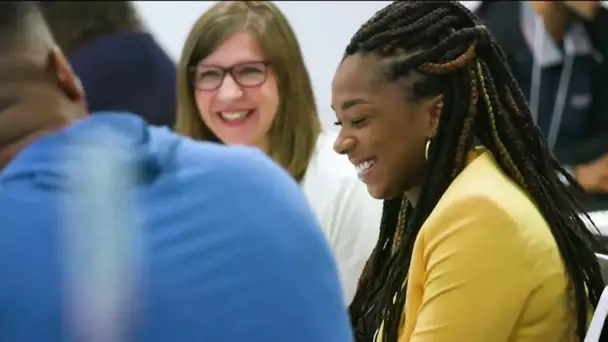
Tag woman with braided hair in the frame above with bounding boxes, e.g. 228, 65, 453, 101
331, 1, 607, 341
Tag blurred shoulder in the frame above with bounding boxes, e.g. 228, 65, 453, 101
148, 125, 298, 189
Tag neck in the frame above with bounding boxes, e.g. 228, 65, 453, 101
403, 156, 431, 207
0, 128, 59, 171
532, 1, 570, 42
0, 96, 86, 171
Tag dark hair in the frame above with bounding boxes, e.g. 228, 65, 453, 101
346, 2, 606, 341
37, 1, 143, 56
0, 1, 31, 28
0, 1, 37, 42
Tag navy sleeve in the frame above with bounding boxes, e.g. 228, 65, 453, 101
142, 145, 354, 342
555, 4, 608, 165
556, 8, 608, 165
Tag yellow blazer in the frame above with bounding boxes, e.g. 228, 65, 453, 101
378, 148, 577, 342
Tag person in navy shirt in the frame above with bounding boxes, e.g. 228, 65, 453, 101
476, 1, 608, 210
37, 1, 177, 128
0, 2, 353, 342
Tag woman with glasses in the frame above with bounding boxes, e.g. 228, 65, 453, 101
174, 1, 382, 306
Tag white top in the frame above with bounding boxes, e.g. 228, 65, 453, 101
585, 284, 608, 341
301, 130, 383, 306
587, 211, 608, 235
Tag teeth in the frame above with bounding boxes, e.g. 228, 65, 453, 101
355, 159, 376, 176
221, 111, 249, 121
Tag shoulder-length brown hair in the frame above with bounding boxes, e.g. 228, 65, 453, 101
175, 1, 321, 182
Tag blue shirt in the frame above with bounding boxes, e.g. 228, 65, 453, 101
0, 114, 353, 342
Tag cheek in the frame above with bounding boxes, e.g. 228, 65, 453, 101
375, 115, 424, 174
256, 74, 279, 122
194, 91, 215, 123
373, 118, 410, 157
387, 118, 428, 186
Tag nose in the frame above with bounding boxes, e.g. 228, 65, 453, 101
333, 131, 356, 155
216, 74, 244, 102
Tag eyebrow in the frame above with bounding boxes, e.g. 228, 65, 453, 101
331, 98, 371, 111
195, 60, 266, 68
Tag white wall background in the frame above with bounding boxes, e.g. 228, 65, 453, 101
134, 1, 483, 127
133, 1, 605, 128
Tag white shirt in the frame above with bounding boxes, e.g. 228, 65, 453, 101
301, 130, 383, 306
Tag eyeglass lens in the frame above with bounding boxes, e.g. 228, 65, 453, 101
194, 62, 267, 90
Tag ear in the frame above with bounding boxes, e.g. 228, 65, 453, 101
424, 94, 443, 138
46, 45, 85, 103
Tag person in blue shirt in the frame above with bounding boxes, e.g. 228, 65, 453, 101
0, 2, 353, 342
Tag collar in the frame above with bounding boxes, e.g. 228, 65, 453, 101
466, 146, 486, 165
0, 114, 153, 185
520, 1, 593, 68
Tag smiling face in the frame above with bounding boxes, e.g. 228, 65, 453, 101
193, 32, 279, 151
331, 53, 441, 200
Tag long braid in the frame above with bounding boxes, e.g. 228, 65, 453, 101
350, 197, 403, 340
345, 2, 607, 341
451, 65, 479, 177
476, 60, 527, 188
476, 55, 605, 337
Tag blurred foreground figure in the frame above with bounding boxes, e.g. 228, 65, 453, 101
0, 2, 353, 342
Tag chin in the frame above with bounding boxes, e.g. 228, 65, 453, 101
216, 134, 255, 146
366, 183, 391, 200
368, 181, 406, 200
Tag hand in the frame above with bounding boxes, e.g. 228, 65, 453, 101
575, 154, 608, 193
563, 1, 601, 21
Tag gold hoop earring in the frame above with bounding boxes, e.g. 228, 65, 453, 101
425, 139, 431, 161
